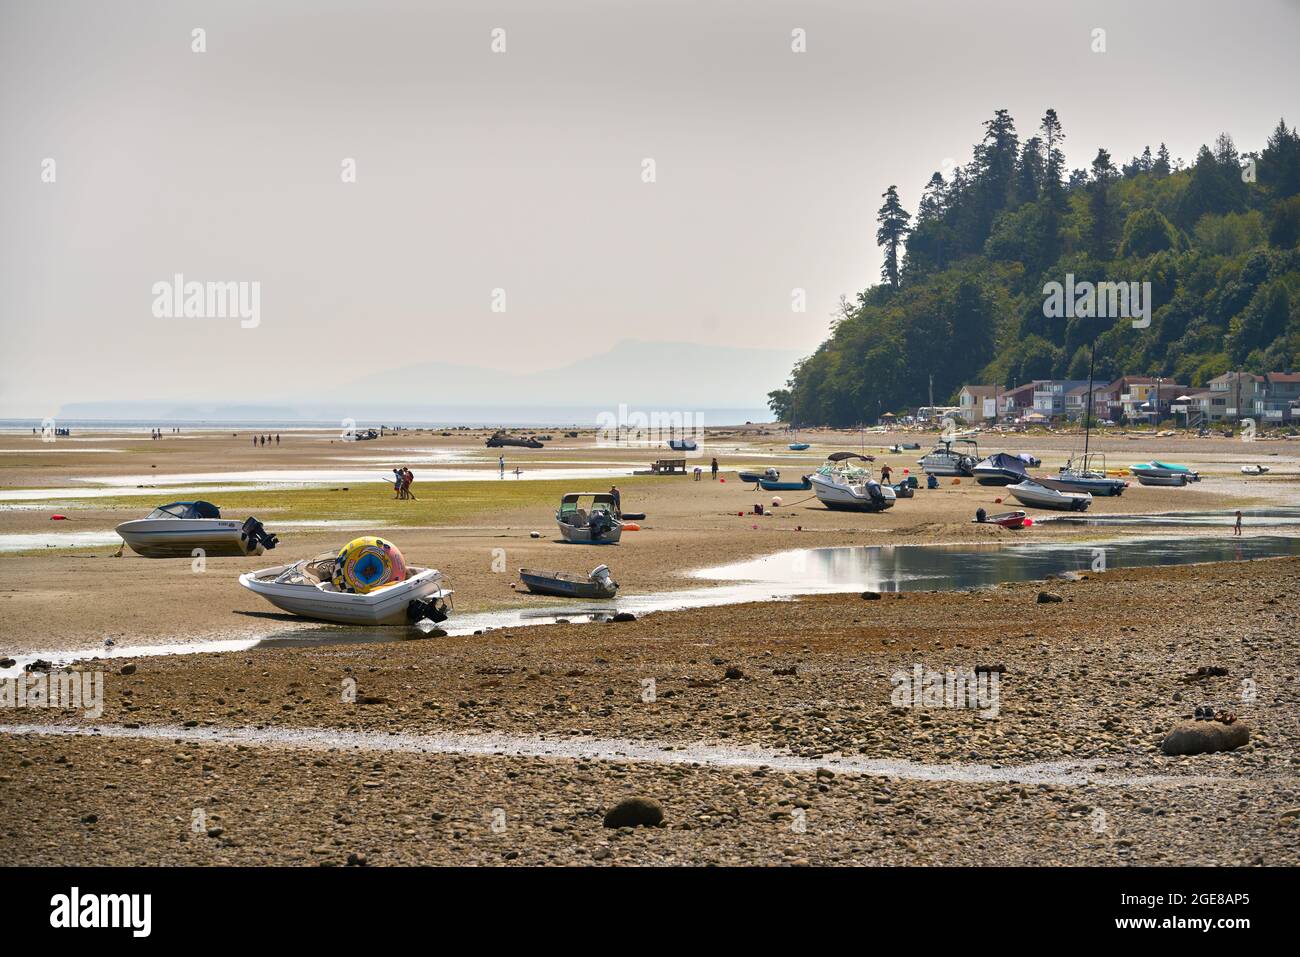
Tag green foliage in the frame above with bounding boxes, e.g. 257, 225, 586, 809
772, 111, 1300, 426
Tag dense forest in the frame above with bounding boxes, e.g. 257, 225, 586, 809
768, 111, 1300, 427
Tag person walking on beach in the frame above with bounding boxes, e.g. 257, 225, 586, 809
710, 457, 719, 480
403, 468, 417, 501
498, 454, 505, 479
880, 463, 892, 484
1234, 510, 1243, 536
252, 434, 257, 447
275, 433, 280, 445
393, 467, 404, 499
609, 485, 621, 516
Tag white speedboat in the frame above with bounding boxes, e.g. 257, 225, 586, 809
556, 492, 623, 544
115, 501, 278, 558
1241, 464, 1270, 475
1007, 480, 1092, 511
809, 452, 896, 512
972, 452, 1029, 486
918, 438, 979, 476
1054, 454, 1126, 496
240, 554, 452, 625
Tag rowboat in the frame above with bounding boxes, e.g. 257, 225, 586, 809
974, 509, 1028, 529
518, 565, 618, 599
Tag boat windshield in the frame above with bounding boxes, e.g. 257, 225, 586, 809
145, 501, 221, 520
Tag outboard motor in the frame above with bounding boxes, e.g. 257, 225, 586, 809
407, 595, 451, 624
240, 517, 279, 553
975, 507, 988, 523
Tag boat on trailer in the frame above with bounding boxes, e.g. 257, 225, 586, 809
116, 501, 278, 558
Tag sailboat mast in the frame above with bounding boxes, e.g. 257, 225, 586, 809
1084, 337, 1097, 460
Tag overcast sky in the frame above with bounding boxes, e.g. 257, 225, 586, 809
2, 0, 1297, 416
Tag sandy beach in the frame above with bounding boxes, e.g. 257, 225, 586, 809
2, 426, 1298, 865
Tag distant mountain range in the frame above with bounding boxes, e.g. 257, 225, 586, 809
55, 340, 798, 424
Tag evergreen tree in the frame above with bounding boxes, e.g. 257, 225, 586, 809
876, 185, 911, 289
1261, 118, 1300, 197
1153, 143, 1172, 176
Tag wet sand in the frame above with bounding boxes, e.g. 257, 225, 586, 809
1, 427, 1298, 865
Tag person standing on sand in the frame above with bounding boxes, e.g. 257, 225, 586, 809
609, 485, 621, 516
880, 463, 892, 484
710, 457, 718, 480
499, 454, 505, 479
393, 467, 404, 499
1234, 510, 1243, 536
276, 434, 280, 445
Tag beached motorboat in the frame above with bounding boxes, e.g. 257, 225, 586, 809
758, 468, 811, 491
556, 492, 624, 543
918, 438, 979, 476
1007, 480, 1092, 511
1241, 464, 1271, 475
1132, 468, 1189, 487
486, 432, 544, 449
1054, 454, 1126, 496
974, 508, 1028, 529
809, 452, 896, 512
239, 554, 452, 626
737, 469, 769, 485
667, 438, 698, 452
518, 564, 618, 599
1131, 462, 1196, 485
788, 442, 810, 451
972, 452, 1030, 486
115, 501, 278, 558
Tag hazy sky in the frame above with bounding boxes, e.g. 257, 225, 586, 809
2, 0, 1297, 416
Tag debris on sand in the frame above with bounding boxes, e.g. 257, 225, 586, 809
1036, 591, 1063, 604
1179, 665, 1229, 682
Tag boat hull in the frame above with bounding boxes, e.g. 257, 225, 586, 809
1045, 474, 1127, 496
809, 473, 896, 512
759, 477, 811, 491
557, 523, 623, 544
519, 569, 618, 599
239, 566, 451, 625
972, 467, 1024, 486
116, 518, 266, 558
1134, 471, 1188, 487
1007, 481, 1092, 511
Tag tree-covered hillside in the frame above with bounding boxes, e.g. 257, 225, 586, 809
769, 111, 1300, 426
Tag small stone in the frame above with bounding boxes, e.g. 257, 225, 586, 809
724, 666, 744, 680
0, 658, 15, 669
119, 664, 137, 676
603, 797, 664, 828
206, 827, 224, 838
610, 612, 637, 623
1036, 591, 1063, 604
861, 591, 882, 600
346, 852, 367, 866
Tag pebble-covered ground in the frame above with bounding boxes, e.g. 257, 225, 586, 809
2, 558, 1297, 865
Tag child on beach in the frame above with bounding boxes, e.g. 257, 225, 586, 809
1234, 510, 1243, 536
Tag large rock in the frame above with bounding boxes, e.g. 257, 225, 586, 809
603, 797, 664, 828
1160, 720, 1250, 756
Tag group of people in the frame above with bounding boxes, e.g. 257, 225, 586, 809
251, 433, 280, 447
148, 428, 179, 439
393, 467, 417, 500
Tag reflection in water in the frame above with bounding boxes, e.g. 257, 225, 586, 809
1042, 507, 1300, 528
4, 534, 1297, 676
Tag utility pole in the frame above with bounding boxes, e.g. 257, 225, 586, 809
928, 374, 934, 425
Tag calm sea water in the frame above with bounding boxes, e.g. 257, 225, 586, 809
0, 408, 773, 432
